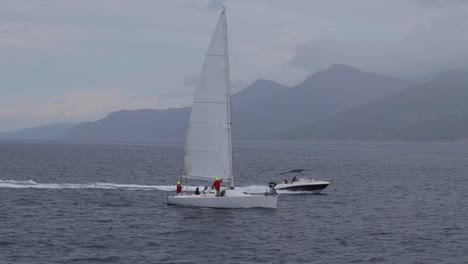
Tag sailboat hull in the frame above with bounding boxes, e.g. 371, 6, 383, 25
167, 189, 277, 209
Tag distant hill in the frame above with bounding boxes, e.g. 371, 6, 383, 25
58, 64, 410, 142
283, 78, 468, 141
232, 64, 413, 139
422, 69, 468, 84
231, 79, 288, 109
2, 64, 416, 142
231, 79, 290, 139
60, 108, 191, 142
59, 79, 289, 142
0, 123, 75, 140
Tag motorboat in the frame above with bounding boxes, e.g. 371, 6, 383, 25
273, 178, 331, 193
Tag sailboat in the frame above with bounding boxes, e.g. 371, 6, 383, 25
167, 7, 277, 209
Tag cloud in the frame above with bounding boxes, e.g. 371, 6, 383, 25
0, 88, 186, 131
0, 22, 87, 55
289, 1, 468, 78
183, 74, 200, 87
206, 0, 226, 10
413, 0, 468, 6
183, 0, 225, 11
230, 80, 249, 93
183, 73, 248, 95
2, 0, 468, 131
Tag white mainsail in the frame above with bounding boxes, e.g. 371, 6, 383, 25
168, 8, 277, 208
183, 8, 233, 185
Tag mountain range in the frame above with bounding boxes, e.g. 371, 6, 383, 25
284, 80, 468, 141
1, 65, 467, 142
0, 123, 74, 140
232, 64, 412, 139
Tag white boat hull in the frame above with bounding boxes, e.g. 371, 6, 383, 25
167, 189, 277, 209
274, 179, 330, 193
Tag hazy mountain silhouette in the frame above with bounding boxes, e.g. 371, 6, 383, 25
58, 79, 288, 142
231, 79, 288, 109
0, 123, 74, 140
3, 65, 417, 142
283, 74, 468, 141
60, 108, 191, 142
231, 79, 290, 139
429, 70, 468, 84
58, 64, 410, 142
232, 64, 412, 139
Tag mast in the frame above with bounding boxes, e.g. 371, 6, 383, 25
183, 7, 233, 184
223, 7, 234, 188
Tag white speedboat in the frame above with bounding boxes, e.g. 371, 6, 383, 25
273, 178, 331, 193
167, 7, 277, 209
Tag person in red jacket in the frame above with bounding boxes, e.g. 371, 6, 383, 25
212, 177, 222, 197
176, 181, 182, 194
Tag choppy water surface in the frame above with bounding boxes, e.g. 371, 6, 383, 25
1, 141, 467, 263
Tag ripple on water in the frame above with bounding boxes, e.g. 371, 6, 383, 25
1, 141, 468, 263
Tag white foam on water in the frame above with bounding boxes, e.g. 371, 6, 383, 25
0, 179, 166, 191
0, 179, 271, 194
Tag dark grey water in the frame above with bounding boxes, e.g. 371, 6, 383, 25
1, 141, 467, 263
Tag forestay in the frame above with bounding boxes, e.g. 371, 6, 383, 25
183, 9, 233, 183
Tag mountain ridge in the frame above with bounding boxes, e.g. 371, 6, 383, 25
282, 78, 468, 141
8, 65, 464, 142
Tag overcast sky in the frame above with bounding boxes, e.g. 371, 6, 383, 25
1, 0, 467, 131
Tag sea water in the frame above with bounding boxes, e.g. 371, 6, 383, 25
1, 141, 467, 263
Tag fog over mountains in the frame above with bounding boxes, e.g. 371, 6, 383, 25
284, 80, 468, 141
232, 64, 412, 139
2, 64, 467, 142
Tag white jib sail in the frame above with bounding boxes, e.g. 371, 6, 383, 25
184, 9, 233, 183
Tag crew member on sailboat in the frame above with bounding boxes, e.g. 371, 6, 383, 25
212, 177, 222, 196
176, 181, 182, 194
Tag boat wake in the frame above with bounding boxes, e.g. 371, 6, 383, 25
0, 179, 162, 191
0, 180, 272, 193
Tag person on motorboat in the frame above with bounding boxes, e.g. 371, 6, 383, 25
194, 187, 200, 195
212, 177, 222, 197
291, 176, 297, 183
176, 181, 183, 194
